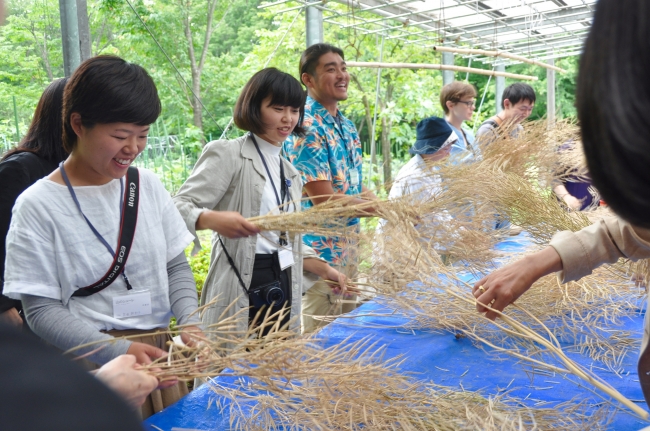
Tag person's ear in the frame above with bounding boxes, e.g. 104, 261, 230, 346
301, 73, 315, 89
69, 113, 84, 137
445, 100, 455, 112
503, 99, 512, 110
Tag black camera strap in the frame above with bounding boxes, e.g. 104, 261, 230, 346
59, 163, 140, 298
218, 235, 249, 296
220, 134, 293, 298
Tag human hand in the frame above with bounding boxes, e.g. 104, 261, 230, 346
211, 211, 260, 239
95, 354, 159, 408
180, 325, 206, 348
126, 341, 167, 365
0, 308, 23, 328
326, 268, 355, 297
472, 247, 563, 320
562, 194, 582, 211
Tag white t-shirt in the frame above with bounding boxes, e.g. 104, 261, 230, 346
378, 155, 452, 249
4, 168, 194, 331
254, 134, 295, 254
388, 154, 443, 201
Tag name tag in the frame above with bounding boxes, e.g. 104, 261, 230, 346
350, 169, 360, 186
113, 291, 152, 319
278, 247, 295, 270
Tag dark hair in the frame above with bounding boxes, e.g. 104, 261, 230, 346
233, 68, 306, 137
62, 55, 161, 153
501, 82, 536, 108
440, 81, 477, 114
299, 43, 345, 84
577, 0, 650, 228
2, 78, 68, 163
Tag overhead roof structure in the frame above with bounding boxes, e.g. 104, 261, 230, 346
261, 0, 597, 65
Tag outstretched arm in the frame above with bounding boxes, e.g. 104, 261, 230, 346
472, 247, 562, 320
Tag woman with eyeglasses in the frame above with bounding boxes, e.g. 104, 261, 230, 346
440, 81, 479, 162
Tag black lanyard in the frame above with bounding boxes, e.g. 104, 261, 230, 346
59, 162, 135, 294
250, 134, 293, 246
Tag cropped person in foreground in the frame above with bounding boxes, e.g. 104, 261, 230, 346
471, 0, 650, 408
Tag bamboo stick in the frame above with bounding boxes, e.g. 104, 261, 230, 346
345, 61, 539, 81
432, 45, 567, 73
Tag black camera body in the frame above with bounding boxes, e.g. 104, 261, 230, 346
248, 280, 286, 309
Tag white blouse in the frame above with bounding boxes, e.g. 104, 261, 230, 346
4, 168, 194, 331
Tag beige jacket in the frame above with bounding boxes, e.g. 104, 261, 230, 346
173, 135, 318, 337
549, 217, 650, 406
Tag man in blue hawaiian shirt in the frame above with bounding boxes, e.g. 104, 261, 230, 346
284, 43, 379, 333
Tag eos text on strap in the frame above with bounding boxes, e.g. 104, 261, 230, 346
58, 162, 140, 297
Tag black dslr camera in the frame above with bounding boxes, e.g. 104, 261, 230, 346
248, 280, 286, 309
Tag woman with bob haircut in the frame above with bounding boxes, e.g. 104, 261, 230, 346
471, 0, 650, 409
0, 77, 68, 328
3, 55, 204, 418
174, 67, 347, 346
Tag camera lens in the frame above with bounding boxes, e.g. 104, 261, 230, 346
265, 286, 285, 307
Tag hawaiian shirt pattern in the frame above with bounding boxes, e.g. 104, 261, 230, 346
283, 96, 363, 266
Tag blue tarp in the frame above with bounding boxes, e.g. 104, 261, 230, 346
146, 234, 650, 430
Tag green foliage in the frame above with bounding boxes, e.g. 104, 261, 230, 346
1, 0, 579, 184
185, 236, 211, 299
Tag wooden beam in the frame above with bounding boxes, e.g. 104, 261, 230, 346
345, 61, 539, 81
433, 45, 566, 73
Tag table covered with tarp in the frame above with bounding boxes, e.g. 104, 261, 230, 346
146, 234, 650, 430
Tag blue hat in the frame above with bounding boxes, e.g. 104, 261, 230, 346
409, 117, 458, 155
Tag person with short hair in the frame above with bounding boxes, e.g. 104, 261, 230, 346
3, 55, 203, 418
471, 0, 650, 409
284, 43, 379, 334
475, 82, 536, 143
173, 68, 346, 344
440, 81, 479, 161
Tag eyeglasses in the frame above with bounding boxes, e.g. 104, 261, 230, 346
456, 100, 476, 108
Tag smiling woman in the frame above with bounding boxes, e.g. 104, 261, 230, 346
2, 55, 205, 418
173, 67, 348, 358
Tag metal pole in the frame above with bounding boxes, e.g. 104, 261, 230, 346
547, 55, 556, 127
59, 0, 81, 77
368, 34, 385, 187
306, 6, 323, 46
76, 0, 91, 60
442, 52, 454, 85
495, 63, 506, 115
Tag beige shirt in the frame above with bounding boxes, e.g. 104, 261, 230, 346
549, 216, 650, 349
173, 135, 319, 339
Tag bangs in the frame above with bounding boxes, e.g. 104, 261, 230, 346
266, 73, 306, 109
87, 63, 161, 126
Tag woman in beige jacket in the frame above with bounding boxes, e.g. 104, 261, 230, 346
174, 68, 346, 346
470, 0, 650, 408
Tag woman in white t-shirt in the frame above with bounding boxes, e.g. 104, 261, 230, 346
174, 68, 347, 343
3, 55, 203, 418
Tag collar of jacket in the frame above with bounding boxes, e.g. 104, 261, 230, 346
239, 134, 300, 184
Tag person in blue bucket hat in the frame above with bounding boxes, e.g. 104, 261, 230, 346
394, 116, 458, 199
376, 117, 458, 262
